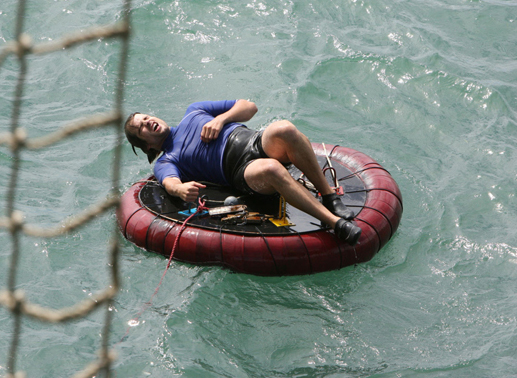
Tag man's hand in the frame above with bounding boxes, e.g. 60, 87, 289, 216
163, 177, 206, 202
176, 181, 206, 202
200, 99, 258, 143
201, 118, 224, 143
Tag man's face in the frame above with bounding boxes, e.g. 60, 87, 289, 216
128, 113, 170, 148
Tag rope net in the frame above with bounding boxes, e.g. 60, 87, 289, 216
0, 0, 131, 377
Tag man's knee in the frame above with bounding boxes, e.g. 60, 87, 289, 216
258, 158, 289, 177
268, 120, 298, 140
262, 121, 307, 162
244, 158, 290, 194
248, 159, 290, 183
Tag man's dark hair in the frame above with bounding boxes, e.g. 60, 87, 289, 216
124, 112, 160, 164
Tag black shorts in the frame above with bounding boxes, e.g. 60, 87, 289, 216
222, 126, 268, 195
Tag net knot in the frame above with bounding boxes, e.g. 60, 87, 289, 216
9, 210, 24, 233
16, 33, 33, 57
11, 128, 27, 151
0, 289, 25, 313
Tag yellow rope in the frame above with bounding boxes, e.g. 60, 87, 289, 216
0, 0, 132, 376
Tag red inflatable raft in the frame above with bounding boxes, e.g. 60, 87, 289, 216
117, 144, 403, 276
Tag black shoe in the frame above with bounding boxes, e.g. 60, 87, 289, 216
322, 193, 354, 220
334, 219, 361, 245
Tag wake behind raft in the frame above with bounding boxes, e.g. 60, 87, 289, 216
117, 143, 403, 276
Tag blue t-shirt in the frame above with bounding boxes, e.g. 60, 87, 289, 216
153, 100, 242, 185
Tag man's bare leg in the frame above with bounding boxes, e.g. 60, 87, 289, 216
244, 158, 361, 244
261, 120, 333, 194
260, 120, 354, 220
244, 158, 338, 226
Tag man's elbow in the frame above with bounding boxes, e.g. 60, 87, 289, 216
240, 99, 258, 119
250, 102, 258, 116
247, 100, 258, 112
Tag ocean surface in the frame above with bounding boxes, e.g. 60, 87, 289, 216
1, 0, 517, 377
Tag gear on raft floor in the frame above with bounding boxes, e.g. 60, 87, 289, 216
117, 143, 403, 276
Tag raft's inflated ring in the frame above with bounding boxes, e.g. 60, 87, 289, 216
117, 144, 403, 276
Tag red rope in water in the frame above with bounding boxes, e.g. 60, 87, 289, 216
118, 197, 209, 343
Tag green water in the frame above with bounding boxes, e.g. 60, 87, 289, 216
1, 0, 517, 377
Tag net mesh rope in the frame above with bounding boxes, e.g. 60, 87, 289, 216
0, 0, 131, 376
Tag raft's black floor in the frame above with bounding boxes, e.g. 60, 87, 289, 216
139, 156, 367, 236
